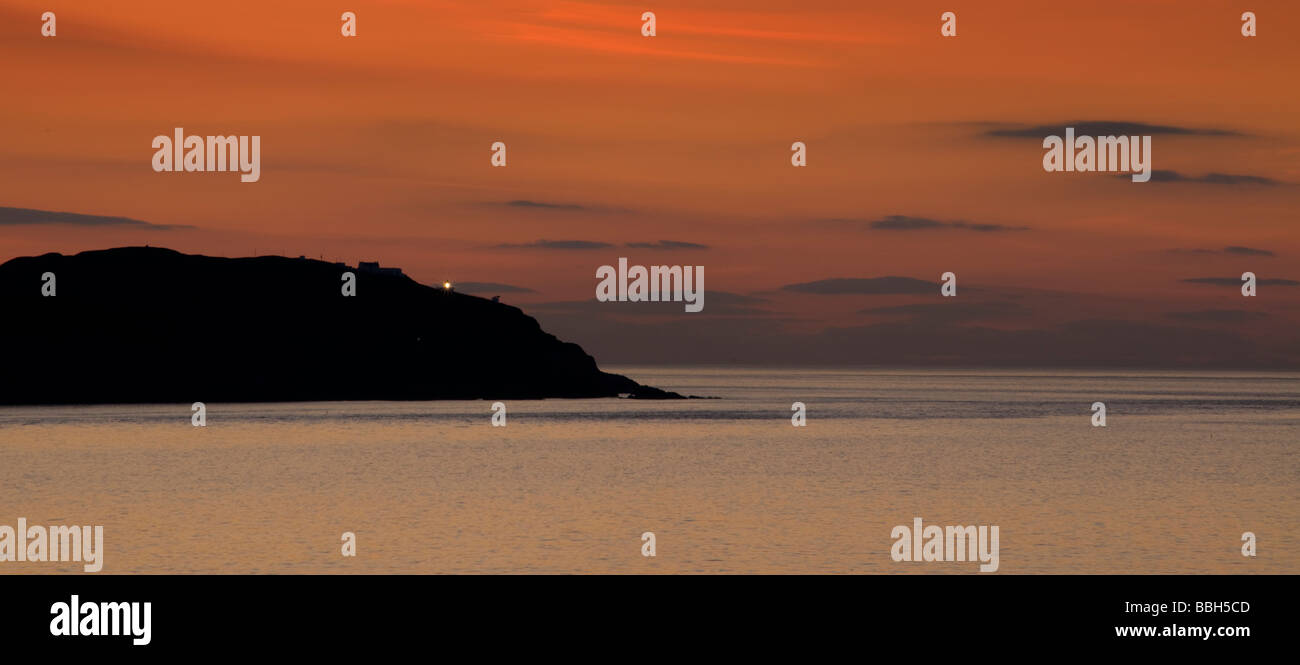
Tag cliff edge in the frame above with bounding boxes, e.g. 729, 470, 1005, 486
0, 247, 684, 404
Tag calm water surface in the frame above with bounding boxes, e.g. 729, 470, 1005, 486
1, 368, 1296, 573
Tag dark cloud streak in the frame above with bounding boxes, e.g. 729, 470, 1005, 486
985, 121, 1241, 138
452, 281, 537, 294
504, 200, 588, 210
783, 276, 938, 295
0, 206, 192, 230
1182, 277, 1299, 287
625, 240, 709, 250
861, 301, 1031, 323
1167, 246, 1276, 257
494, 239, 615, 250
1166, 310, 1268, 323
1121, 171, 1282, 185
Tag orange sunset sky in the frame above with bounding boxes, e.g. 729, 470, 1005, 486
2, 0, 1298, 365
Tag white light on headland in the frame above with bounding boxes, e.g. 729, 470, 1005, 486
443, 281, 452, 290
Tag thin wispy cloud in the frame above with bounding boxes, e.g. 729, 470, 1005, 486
861, 301, 1031, 322
0, 206, 193, 230
823, 215, 1028, 233
501, 22, 818, 66
1182, 277, 1299, 287
783, 276, 938, 295
493, 1, 870, 66
493, 239, 708, 250
1166, 310, 1268, 323
985, 121, 1241, 138
505, 199, 589, 210
452, 281, 537, 294
486, 199, 633, 214
494, 239, 615, 250
1120, 171, 1282, 185
625, 240, 709, 250
1168, 246, 1276, 257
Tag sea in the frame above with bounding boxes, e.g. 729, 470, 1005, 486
1, 368, 1296, 573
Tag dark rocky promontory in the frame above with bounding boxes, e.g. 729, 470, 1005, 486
0, 247, 683, 404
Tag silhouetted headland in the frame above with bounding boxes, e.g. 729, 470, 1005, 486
0, 247, 686, 404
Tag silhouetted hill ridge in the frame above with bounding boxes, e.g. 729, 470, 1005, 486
0, 247, 684, 404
